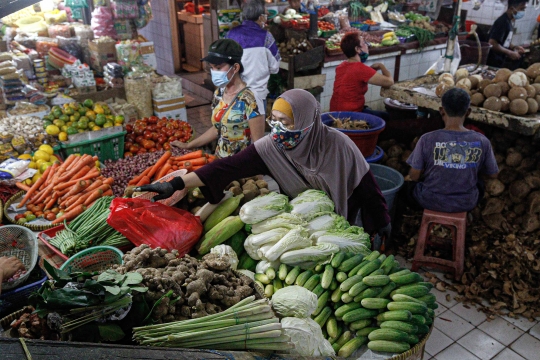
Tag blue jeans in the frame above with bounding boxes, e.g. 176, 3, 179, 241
362, 106, 390, 122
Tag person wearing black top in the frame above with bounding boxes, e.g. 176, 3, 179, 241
486, 0, 527, 70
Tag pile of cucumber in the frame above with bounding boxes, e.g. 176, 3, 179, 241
253, 251, 436, 357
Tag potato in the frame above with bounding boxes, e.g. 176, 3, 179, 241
506, 151, 523, 167
481, 198, 505, 216
486, 179, 505, 196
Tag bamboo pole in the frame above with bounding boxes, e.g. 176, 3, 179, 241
443, 0, 463, 73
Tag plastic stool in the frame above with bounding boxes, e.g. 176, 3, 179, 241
411, 209, 467, 280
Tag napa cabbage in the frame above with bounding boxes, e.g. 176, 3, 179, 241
264, 227, 311, 262
279, 243, 340, 269
250, 213, 307, 234
311, 226, 371, 255
306, 212, 350, 234
239, 192, 292, 224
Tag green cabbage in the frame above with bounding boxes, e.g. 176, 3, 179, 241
311, 226, 371, 255
281, 317, 335, 356
306, 212, 350, 234
250, 213, 307, 234
271, 286, 317, 318
239, 192, 292, 224
264, 227, 311, 262
279, 243, 340, 268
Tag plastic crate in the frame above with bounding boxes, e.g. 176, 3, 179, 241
320, 29, 337, 38
60, 131, 126, 162
0, 265, 47, 317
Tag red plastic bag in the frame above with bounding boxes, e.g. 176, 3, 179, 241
107, 198, 203, 256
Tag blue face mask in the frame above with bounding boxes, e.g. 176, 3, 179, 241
514, 10, 525, 20
211, 66, 234, 88
360, 51, 369, 63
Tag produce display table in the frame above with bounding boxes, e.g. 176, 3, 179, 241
381, 75, 540, 138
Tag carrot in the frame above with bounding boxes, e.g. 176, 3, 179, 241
207, 154, 217, 162
186, 157, 207, 166
65, 190, 96, 211
37, 163, 58, 191
175, 150, 203, 161
64, 180, 89, 198
182, 162, 193, 172
155, 163, 172, 181
59, 154, 76, 171
44, 192, 60, 210
147, 151, 172, 179
101, 189, 113, 197
192, 165, 205, 171
82, 179, 103, 194
171, 165, 178, 171
53, 168, 100, 191
58, 155, 94, 182
18, 166, 52, 208
52, 204, 86, 224
166, 169, 174, 175
128, 167, 152, 185
31, 185, 55, 205
70, 165, 92, 181
136, 176, 151, 186
15, 182, 31, 192
83, 189, 104, 206
102, 177, 114, 185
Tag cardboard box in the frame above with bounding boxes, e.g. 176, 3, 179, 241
152, 96, 185, 107
88, 40, 117, 72
70, 87, 126, 103
153, 100, 186, 112
154, 106, 187, 121
177, 11, 203, 24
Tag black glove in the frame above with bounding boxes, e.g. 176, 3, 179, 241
135, 177, 185, 202
373, 222, 392, 251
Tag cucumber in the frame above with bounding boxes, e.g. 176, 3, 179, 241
368, 328, 410, 342
377, 254, 387, 262
314, 264, 324, 273
335, 302, 362, 319
327, 316, 339, 338
238, 252, 257, 271
417, 293, 436, 305
356, 327, 378, 336
314, 306, 332, 327
278, 264, 289, 280
380, 321, 418, 334
331, 342, 341, 353
303, 274, 321, 291
390, 285, 430, 298
370, 269, 385, 276
409, 314, 426, 326
357, 259, 382, 277
361, 298, 392, 309
426, 308, 435, 318
380, 254, 395, 275
387, 301, 428, 315
331, 252, 347, 268
336, 272, 348, 283
349, 282, 369, 297
416, 324, 430, 334
390, 269, 411, 277
355, 287, 383, 302
363, 275, 391, 287
273, 278, 283, 291
336, 330, 353, 347
389, 264, 402, 274
331, 287, 344, 303
312, 284, 325, 298
389, 272, 423, 285
348, 261, 367, 277
295, 270, 313, 286
333, 301, 344, 310
254, 273, 270, 284
342, 308, 379, 323
406, 333, 420, 345
264, 284, 274, 297
424, 314, 433, 325
365, 250, 380, 262
340, 274, 364, 292
225, 230, 246, 257
368, 340, 410, 353
328, 324, 343, 344
377, 282, 397, 298
313, 291, 330, 316
349, 318, 372, 331
329, 278, 338, 291
341, 292, 353, 303
338, 336, 368, 358
398, 282, 434, 291
285, 266, 301, 285
428, 302, 439, 310
392, 294, 428, 305
321, 264, 334, 289
265, 267, 276, 280
376, 310, 412, 322
338, 254, 364, 272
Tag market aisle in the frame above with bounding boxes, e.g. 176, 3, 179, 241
186, 102, 213, 137
395, 256, 540, 360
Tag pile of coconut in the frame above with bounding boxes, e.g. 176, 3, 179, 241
435, 63, 540, 116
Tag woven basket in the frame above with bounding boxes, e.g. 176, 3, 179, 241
133, 169, 188, 207
60, 246, 123, 273
3, 191, 58, 231
389, 325, 433, 360
0, 307, 27, 331
0, 225, 39, 292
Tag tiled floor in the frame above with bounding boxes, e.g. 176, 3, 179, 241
182, 101, 540, 360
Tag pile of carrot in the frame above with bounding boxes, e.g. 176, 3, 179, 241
128, 150, 216, 186
15, 154, 114, 224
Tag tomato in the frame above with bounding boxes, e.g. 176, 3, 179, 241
142, 117, 149, 122
35, 211, 44, 217
46, 213, 56, 221
157, 135, 167, 144
15, 214, 26, 221
143, 130, 153, 139
173, 130, 184, 138
51, 207, 60, 215
142, 140, 155, 149
126, 133, 136, 143
163, 142, 171, 150
166, 129, 174, 137
134, 126, 144, 135
149, 147, 158, 153
138, 148, 147, 154
126, 124, 133, 133
129, 144, 140, 153
148, 116, 158, 124
124, 151, 133, 157
168, 136, 178, 142
151, 132, 160, 142
124, 142, 133, 151
172, 121, 180, 129
135, 136, 144, 144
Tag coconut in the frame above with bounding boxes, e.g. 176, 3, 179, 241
508, 72, 528, 88
438, 73, 454, 86
483, 97, 502, 112
526, 63, 540, 79
536, 94, 540, 104
493, 68, 512, 83
500, 96, 510, 112
532, 83, 540, 95
536, 76, 540, 84
508, 87, 528, 101
468, 76, 480, 89
456, 78, 472, 90
509, 98, 529, 116
455, 68, 469, 81
470, 93, 485, 106
483, 83, 502, 98
478, 79, 492, 92
497, 81, 510, 95
526, 98, 538, 114
435, 83, 452, 97
525, 84, 536, 98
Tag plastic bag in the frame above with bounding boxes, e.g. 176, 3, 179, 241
57, 36, 83, 59
0, 158, 30, 180
107, 198, 204, 255
425, 39, 461, 75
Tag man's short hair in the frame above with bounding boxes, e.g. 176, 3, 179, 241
340, 32, 362, 58
441, 88, 471, 117
242, 0, 265, 21
508, 0, 527, 8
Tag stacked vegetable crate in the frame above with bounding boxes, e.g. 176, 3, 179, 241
254, 251, 435, 357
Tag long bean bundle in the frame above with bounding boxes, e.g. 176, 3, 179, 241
132, 296, 293, 351
49, 196, 130, 255
397, 25, 434, 49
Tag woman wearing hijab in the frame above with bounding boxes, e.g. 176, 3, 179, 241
136, 89, 390, 236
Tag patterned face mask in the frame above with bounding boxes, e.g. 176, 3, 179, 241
268, 119, 313, 149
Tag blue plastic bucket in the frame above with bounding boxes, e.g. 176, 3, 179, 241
365, 146, 384, 163
369, 163, 404, 210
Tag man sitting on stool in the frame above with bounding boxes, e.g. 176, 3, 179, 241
405, 88, 499, 213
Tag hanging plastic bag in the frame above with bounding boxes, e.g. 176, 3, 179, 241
425, 39, 461, 75
107, 197, 203, 255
